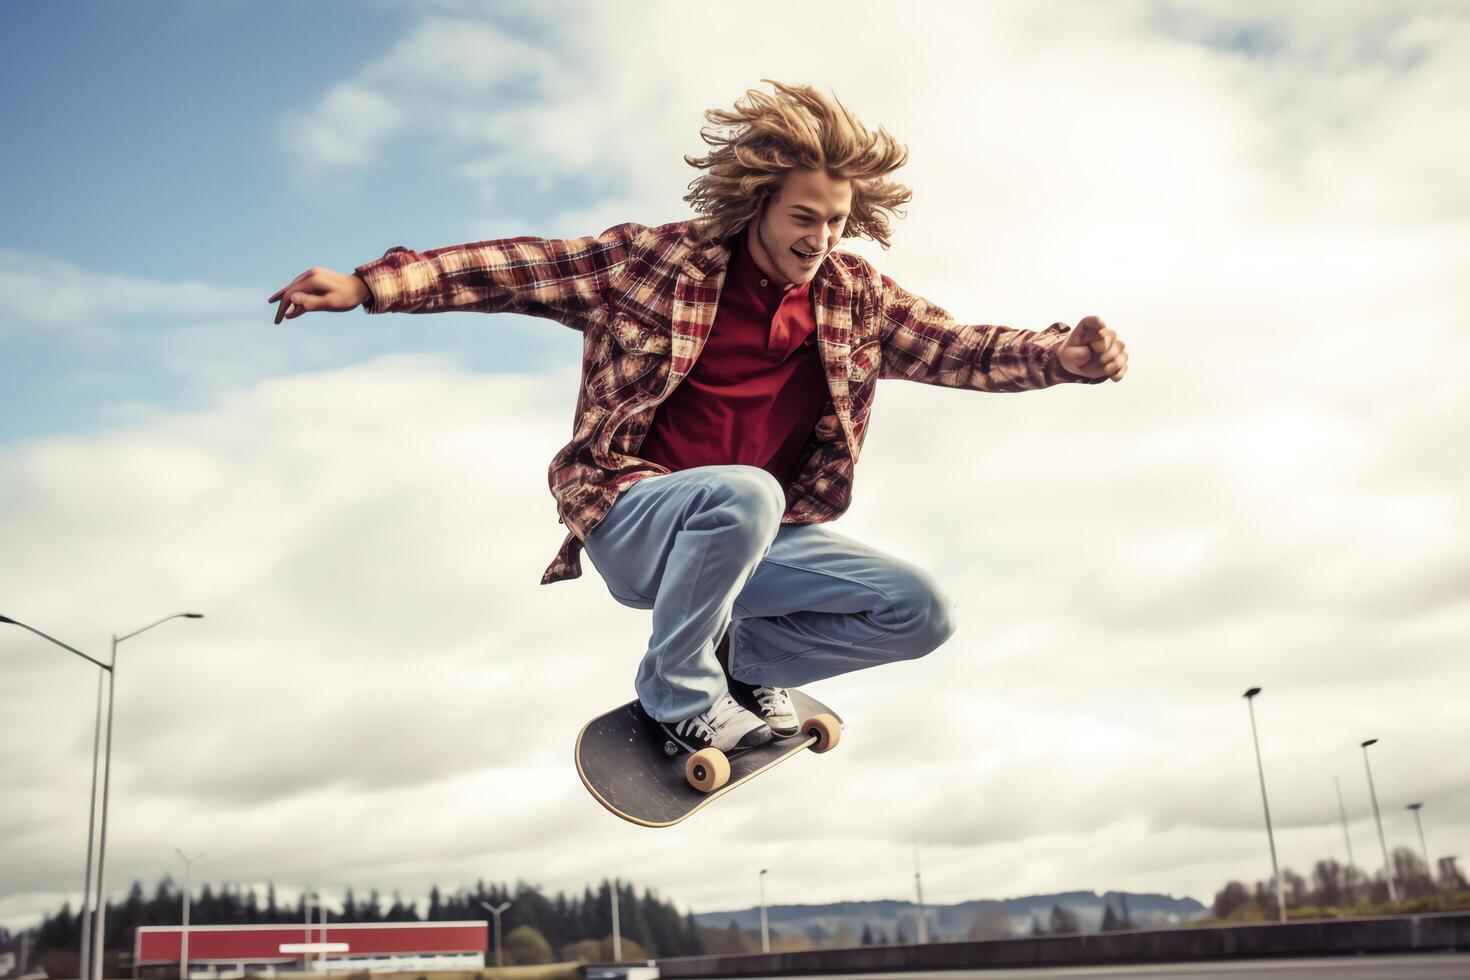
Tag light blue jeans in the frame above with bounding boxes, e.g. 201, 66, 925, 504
581, 464, 958, 722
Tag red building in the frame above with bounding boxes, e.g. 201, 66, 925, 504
134, 921, 487, 977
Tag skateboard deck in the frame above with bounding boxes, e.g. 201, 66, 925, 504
575, 689, 842, 828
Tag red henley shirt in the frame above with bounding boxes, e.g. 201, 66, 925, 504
636, 233, 828, 490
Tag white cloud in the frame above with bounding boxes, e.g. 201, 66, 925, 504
0, 249, 260, 334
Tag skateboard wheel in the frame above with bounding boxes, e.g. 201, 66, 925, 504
804, 713, 841, 753
685, 748, 730, 793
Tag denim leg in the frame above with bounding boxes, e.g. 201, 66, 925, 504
581, 464, 786, 722
726, 523, 958, 688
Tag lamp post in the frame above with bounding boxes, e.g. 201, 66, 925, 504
913, 842, 928, 944
303, 889, 317, 974
1334, 776, 1356, 869
609, 881, 621, 962
1361, 739, 1398, 903
91, 613, 204, 980
1, 614, 111, 980
1407, 803, 1431, 888
1242, 688, 1286, 922
758, 870, 769, 954
299, 888, 331, 973
479, 901, 510, 969
174, 850, 204, 980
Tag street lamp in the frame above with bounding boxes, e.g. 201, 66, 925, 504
91, 613, 204, 980
758, 870, 769, 954
609, 881, 621, 962
1, 614, 111, 980
300, 888, 330, 973
1334, 776, 1357, 869
1242, 688, 1286, 923
1334, 776, 1358, 902
1407, 803, 1431, 889
174, 850, 204, 980
478, 901, 510, 969
1361, 739, 1398, 903
913, 842, 928, 944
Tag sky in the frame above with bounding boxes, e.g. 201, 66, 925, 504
3, 0, 1468, 935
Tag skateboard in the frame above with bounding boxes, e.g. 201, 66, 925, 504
575, 689, 842, 827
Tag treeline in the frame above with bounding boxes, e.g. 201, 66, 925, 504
1212, 847, 1470, 920
28, 877, 704, 962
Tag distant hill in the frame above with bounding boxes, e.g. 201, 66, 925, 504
694, 891, 1209, 942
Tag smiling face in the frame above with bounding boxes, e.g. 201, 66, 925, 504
745, 167, 853, 286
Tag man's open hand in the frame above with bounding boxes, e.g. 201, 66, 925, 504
1058, 315, 1128, 382
267, 268, 371, 325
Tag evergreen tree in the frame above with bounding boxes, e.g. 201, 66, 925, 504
684, 910, 705, 955
1047, 904, 1079, 935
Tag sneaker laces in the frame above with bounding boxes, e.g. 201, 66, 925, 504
753, 686, 790, 713
706, 692, 748, 731
680, 693, 745, 739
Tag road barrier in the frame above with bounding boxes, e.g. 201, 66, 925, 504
656, 912, 1470, 976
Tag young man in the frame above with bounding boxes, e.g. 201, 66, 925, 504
267, 80, 1128, 757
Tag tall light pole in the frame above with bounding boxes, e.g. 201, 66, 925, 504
1334, 776, 1356, 869
299, 888, 330, 972
174, 850, 204, 980
1361, 739, 1398, 903
92, 612, 204, 980
913, 842, 928, 944
1335, 776, 1357, 903
609, 880, 621, 962
1, 614, 111, 980
758, 870, 769, 954
1242, 688, 1286, 922
478, 901, 510, 969
1407, 803, 1431, 889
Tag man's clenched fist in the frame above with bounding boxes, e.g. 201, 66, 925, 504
1058, 315, 1128, 382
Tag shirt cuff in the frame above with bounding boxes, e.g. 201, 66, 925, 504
353, 245, 413, 314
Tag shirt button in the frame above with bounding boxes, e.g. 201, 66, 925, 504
759, 278, 768, 287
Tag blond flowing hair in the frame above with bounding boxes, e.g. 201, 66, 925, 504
683, 80, 912, 248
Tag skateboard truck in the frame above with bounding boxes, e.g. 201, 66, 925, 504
681, 713, 840, 793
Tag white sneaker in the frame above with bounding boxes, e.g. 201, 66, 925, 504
659, 693, 774, 754
731, 679, 800, 737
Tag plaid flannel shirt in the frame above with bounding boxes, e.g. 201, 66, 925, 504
354, 219, 1103, 585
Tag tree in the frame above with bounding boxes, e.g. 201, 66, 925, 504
1439, 856, 1469, 891
1212, 881, 1250, 919
859, 924, 874, 945
1283, 869, 1309, 907
1393, 847, 1435, 899
1311, 860, 1348, 908
965, 909, 1013, 941
503, 924, 553, 965
1101, 904, 1119, 932
1047, 904, 1079, 936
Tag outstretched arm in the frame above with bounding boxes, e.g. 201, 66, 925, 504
875, 273, 1126, 390
267, 222, 647, 333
